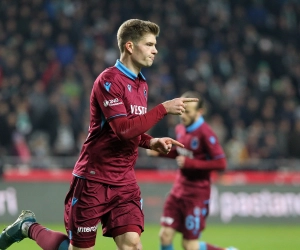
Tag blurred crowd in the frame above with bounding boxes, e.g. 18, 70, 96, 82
0, 0, 300, 169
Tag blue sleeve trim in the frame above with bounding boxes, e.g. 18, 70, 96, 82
213, 154, 225, 159
107, 113, 127, 121
72, 173, 86, 179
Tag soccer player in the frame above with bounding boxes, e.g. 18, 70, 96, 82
147, 91, 238, 250
0, 19, 198, 250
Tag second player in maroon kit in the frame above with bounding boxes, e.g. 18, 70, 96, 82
148, 91, 237, 250
161, 116, 225, 237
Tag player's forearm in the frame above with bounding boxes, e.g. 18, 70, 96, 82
184, 157, 227, 170
139, 133, 153, 149
109, 104, 167, 140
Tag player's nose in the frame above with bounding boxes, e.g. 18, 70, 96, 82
152, 46, 158, 54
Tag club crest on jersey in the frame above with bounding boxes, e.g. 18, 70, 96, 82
104, 82, 111, 92
144, 88, 147, 99
191, 137, 199, 150
127, 84, 132, 92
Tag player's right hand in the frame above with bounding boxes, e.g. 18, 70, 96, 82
149, 137, 184, 154
162, 97, 198, 115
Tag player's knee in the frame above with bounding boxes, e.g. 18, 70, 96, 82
118, 239, 142, 250
115, 232, 142, 250
182, 239, 199, 250
159, 228, 173, 245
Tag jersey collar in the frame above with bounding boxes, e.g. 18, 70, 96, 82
186, 116, 204, 133
115, 60, 146, 81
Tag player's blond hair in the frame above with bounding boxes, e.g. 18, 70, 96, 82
117, 19, 160, 53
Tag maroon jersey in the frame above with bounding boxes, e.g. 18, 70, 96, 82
73, 60, 149, 185
170, 116, 225, 200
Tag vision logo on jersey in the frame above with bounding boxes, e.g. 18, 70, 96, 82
104, 82, 111, 92
127, 84, 132, 92
130, 105, 147, 115
191, 137, 199, 150
176, 147, 194, 158
77, 225, 98, 233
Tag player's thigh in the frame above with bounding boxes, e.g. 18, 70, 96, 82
103, 184, 144, 237
159, 226, 176, 244
114, 232, 142, 250
64, 177, 106, 248
161, 194, 183, 232
69, 244, 94, 250
181, 199, 208, 240
182, 239, 199, 250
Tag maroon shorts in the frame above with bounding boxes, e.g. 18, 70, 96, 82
64, 176, 144, 248
160, 194, 209, 240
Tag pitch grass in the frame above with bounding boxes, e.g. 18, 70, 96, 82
0, 223, 299, 250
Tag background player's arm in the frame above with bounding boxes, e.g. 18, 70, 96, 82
147, 124, 226, 168
176, 156, 227, 170
146, 147, 178, 158
177, 129, 227, 170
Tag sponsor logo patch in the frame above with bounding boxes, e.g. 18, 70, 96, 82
160, 216, 174, 225
77, 225, 98, 233
176, 147, 194, 158
103, 98, 123, 107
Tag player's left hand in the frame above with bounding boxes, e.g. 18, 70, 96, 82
176, 156, 185, 168
150, 137, 184, 154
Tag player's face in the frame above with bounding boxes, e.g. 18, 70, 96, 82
131, 33, 158, 68
180, 102, 201, 127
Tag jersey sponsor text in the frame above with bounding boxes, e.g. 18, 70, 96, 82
160, 216, 174, 225
176, 147, 194, 158
130, 105, 147, 115
77, 225, 98, 233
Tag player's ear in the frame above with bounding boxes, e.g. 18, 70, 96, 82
199, 108, 206, 116
125, 41, 134, 54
